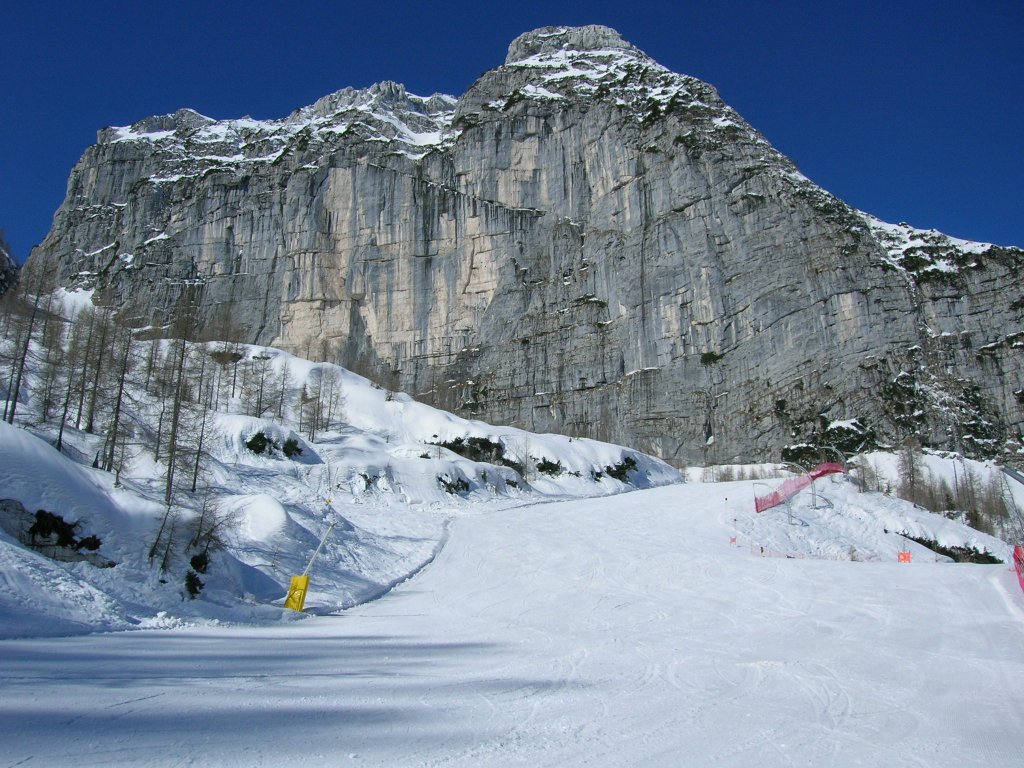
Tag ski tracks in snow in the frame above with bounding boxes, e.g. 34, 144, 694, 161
3, 483, 1024, 766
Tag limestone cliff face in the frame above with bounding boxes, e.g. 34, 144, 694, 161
0, 246, 15, 296
28, 25, 1024, 463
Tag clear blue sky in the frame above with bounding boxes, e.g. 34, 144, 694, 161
4, 0, 1022, 262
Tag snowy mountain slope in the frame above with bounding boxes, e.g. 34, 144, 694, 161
1, 478, 1020, 767
736, 472, 1011, 563
461, 24, 764, 149
0, 339, 680, 638
104, 81, 457, 173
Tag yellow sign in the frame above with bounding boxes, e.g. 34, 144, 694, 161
284, 574, 310, 611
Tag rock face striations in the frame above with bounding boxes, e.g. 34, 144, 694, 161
28, 25, 1024, 464
0, 236, 16, 295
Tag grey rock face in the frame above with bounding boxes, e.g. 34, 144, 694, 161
28, 25, 1024, 464
0, 240, 16, 295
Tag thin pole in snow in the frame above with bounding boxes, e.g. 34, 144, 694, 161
302, 499, 337, 577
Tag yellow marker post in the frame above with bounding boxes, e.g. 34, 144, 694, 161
284, 575, 310, 611
284, 497, 337, 612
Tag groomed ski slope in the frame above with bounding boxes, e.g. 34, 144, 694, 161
2, 477, 1022, 767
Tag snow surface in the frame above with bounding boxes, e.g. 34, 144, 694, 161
859, 211, 997, 277
0, 339, 679, 638
3, 290, 1023, 764
1, 476, 1022, 766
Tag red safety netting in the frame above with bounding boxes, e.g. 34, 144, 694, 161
1014, 545, 1024, 595
754, 462, 846, 513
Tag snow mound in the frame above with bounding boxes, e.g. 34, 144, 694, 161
738, 474, 1011, 563
0, 531, 132, 638
225, 494, 289, 543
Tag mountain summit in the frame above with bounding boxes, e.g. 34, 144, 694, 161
504, 24, 647, 63
25, 26, 1024, 464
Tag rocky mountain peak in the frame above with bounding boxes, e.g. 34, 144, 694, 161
454, 25, 746, 151
28, 26, 1024, 465
297, 81, 456, 122
504, 25, 645, 65
104, 108, 216, 140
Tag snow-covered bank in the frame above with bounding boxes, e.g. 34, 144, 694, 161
1, 480, 1021, 767
0, 342, 680, 638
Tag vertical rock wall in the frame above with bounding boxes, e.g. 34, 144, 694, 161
27, 26, 1024, 463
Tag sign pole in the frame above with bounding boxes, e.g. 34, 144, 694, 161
284, 498, 337, 612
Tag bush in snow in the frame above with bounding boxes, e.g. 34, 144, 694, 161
438, 475, 470, 495
184, 570, 204, 598
535, 457, 563, 477
190, 551, 209, 574
431, 436, 524, 475
781, 443, 820, 469
781, 419, 875, 468
27, 510, 80, 548
896, 532, 1002, 564
76, 534, 102, 551
246, 431, 303, 460
246, 431, 277, 455
604, 455, 637, 482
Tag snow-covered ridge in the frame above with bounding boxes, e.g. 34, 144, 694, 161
763, 174, 1015, 277
490, 25, 758, 141
860, 211, 1002, 277
102, 81, 458, 168
103, 23, 761, 178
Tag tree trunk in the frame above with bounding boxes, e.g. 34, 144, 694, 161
6, 290, 41, 425
103, 328, 133, 471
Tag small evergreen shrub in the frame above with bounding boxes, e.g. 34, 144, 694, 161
897, 532, 1002, 564
27, 510, 104, 551
246, 431, 304, 459
780, 444, 820, 468
536, 458, 563, 476
438, 475, 470, 494
184, 570, 204, 599
604, 456, 638, 482
430, 436, 525, 475
246, 432, 277, 455
820, 419, 874, 454
190, 551, 210, 574
76, 535, 102, 551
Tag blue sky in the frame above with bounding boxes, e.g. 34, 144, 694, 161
4, 0, 1022, 261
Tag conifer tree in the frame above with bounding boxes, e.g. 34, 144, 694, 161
102, 325, 136, 472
